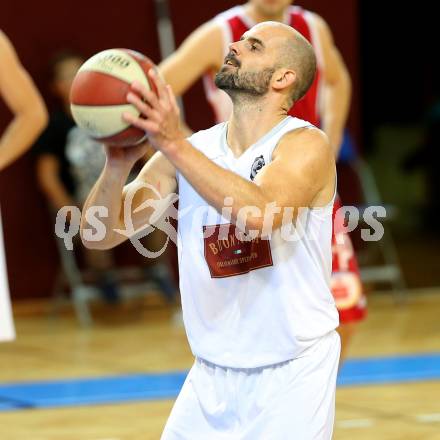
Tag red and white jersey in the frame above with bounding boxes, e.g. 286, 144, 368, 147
203, 5, 324, 126
331, 197, 367, 323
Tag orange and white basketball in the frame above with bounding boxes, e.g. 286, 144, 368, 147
70, 48, 156, 147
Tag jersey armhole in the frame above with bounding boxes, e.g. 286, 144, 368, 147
268, 123, 315, 163
303, 11, 325, 71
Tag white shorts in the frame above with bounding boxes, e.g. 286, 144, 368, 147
161, 331, 340, 440
0, 212, 15, 342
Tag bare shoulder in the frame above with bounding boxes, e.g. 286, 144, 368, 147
283, 125, 329, 144
194, 19, 223, 61
309, 12, 330, 32
159, 19, 223, 90
177, 18, 223, 56
186, 19, 223, 60
194, 19, 223, 40
0, 29, 9, 47
0, 31, 23, 86
274, 126, 334, 167
0, 30, 15, 60
309, 12, 334, 44
261, 126, 334, 208
274, 127, 335, 206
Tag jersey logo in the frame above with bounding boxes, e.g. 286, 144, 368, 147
250, 155, 265, 180
203, 223, 273, 278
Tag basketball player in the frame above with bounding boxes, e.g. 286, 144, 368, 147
0, 31, 47, 341
82, 22, 340, 438
158, 0, 366, 362
0, 31, 48, 170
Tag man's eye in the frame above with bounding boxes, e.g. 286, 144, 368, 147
250, 44, 258, 51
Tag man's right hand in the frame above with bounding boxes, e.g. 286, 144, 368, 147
104, 140, 150, 169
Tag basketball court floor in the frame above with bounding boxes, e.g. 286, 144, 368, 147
1, 289, 440, 439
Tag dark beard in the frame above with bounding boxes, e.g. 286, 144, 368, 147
214, 67, 275, 97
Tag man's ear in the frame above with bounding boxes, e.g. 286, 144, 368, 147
272, 69, 296, 92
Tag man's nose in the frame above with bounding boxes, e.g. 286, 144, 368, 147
228, 41, 240, 56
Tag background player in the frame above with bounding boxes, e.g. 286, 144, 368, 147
158, 0, 365, 362
0, 30, 47, 341
0, 31, 47, 171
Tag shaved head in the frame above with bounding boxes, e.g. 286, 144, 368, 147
254, 22, 317, 105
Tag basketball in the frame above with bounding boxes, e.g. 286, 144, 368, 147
70, 48, 157, 147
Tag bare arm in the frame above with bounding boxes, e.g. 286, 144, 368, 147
158, 20, 224, 97
0, 31, 48, 170
36, 154, 76, 209
80, 144, 177, 250
314, 14, 352, 158
164, 128, 335, 231
124, 74, 336, 233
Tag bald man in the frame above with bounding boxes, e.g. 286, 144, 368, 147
159, 0, 365, 364
0, 31, 47, 342
160, 0, 350, 155
82, 23, 339, 438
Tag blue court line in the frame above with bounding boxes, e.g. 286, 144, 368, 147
0, 371, 188, 412
0, 395, 34, 411
1, 353, 440, 412
337, 353, 440, 386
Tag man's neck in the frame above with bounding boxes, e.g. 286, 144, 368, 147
226, 97, 287, 157
245, 3, 288, 24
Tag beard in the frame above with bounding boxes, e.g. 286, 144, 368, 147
215, 66, 275, 97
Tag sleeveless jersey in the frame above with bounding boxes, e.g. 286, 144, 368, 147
203, 5, 324, 126
177, 117, 339, 368
202, 5, 367, 325
331, 197, 367, 322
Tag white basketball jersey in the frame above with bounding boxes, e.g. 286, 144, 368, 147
0, 212, 15, 342
177, 117, 338, 368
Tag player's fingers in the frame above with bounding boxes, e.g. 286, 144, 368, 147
130, 82, 160, 110
143, 120, 160, 134
129, 80, 150, 101
122, 112, 159, 134
126, 92, 160, 121
148, 68, 168, 102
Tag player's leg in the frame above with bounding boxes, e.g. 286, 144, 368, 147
332, 198, 367, 365
337, 321, 357, 363
331, 263, 367, 364
240, 331, 341, 440
161, 359, 236, 440
332, 270, 366, 364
